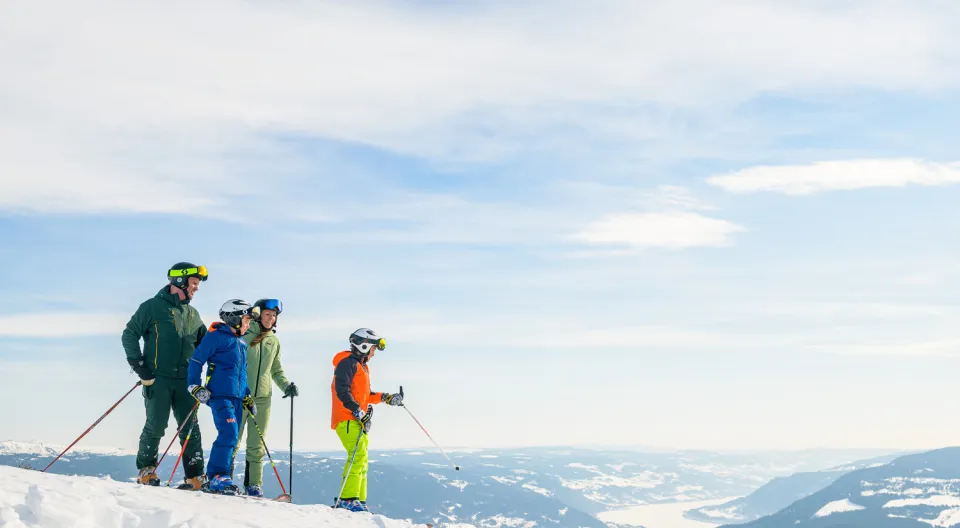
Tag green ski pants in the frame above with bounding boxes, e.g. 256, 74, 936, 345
335, 419, 369, 502
237, 395, 272, 487
136, 375, 204, 478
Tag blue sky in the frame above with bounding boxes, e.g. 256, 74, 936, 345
3, 0, 960, 454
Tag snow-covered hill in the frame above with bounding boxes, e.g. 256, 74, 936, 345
0, 464, 443, 528
0, 440, 132, 457
729, 447, 960, 528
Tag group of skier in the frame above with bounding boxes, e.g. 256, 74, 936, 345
121, 262, 401, 512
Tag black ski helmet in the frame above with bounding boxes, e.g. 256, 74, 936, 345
350, 328, 385, 356
168, 262, 208, 290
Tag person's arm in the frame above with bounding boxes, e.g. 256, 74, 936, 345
334, 358, 360, 413
121, 302, 153, 380
193, 310, 207, 348
187, 333, 213, 389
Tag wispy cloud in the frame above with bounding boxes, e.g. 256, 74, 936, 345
707, 159, 960, 195
3, 1, 959, 213
570, 212, 745, 249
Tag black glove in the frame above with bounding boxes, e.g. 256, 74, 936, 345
283, 382, 299, 398
128, 358, 154, 382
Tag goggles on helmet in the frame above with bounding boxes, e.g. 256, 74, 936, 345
261, 299, 283, 314
168, 265, 208, 281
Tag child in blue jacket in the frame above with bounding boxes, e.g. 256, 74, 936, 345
187, 299, 256, 494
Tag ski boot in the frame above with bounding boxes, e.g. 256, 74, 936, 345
334, 498, 368, 512
137, 466, 160, 486
245, 485, 263, 498
203, 474, 239, 495
176, 475, 206, 491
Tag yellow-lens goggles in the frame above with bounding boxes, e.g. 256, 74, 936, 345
168, 265, 208, 280
377, 338, 386, 350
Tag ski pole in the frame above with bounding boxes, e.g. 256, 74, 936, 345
399, 387, 460, 471
43, 381, 141, 473
167, 426, 195, 487
247, 410, 289, 497
157, 401, 200, 470
285, 391, 294, 496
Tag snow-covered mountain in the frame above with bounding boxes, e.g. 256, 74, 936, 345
0, 439, 893, 528
0, 464, 434, 528
725, 447, 960, 528
684, 452, 903, 524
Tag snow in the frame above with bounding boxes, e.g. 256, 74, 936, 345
521, 482, 552, 497
0, 465, 435, 528
814, 499, 866, 518
597, 496, 740, 528
884, 496, 960, 509
0, 440, 132, 457
923, 507, 960, 527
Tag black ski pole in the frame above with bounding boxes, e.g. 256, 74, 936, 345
287, 392, 294, 496
247, 410, 290, 500
43, 381, 141, 473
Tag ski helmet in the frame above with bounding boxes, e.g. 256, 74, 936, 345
219, 299, 253, 330
168, 262, 208, 289
253, 299, 283, 329
349, 328, 386, 356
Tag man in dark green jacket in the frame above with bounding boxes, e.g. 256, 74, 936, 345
122, 262, 209, 489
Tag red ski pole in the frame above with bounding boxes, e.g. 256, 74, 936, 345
158, 401, 200, 472
167, 427, 195, 487
43, 381, 142, 473
399, 387, 460, 471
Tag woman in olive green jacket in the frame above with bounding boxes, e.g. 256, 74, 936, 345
238, 298, 298, 497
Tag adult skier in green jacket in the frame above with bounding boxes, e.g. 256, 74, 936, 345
122, 262, 209, 489
237, 298, 298, 497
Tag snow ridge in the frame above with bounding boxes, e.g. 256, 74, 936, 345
0, 465, 436, 528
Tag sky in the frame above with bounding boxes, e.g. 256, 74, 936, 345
2, 0, 960, 456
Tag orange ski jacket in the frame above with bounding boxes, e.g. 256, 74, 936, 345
330, 350, 382, 429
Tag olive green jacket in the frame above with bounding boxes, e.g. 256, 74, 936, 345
242, 320, 291, 398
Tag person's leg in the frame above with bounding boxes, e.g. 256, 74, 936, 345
171, 377, 204, 479
245, 397, 271, 489
358, 432, 370, 503
136, 378, 173, 483
206, 398, 240, 482
335, 420, 366, 502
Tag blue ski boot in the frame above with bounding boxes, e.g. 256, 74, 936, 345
245, 485, 263, 498
205, 474, 239, 495
335, 498, 368, 512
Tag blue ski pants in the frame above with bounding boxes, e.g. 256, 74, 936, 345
206, 397, 243, 478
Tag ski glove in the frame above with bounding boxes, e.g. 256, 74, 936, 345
140, 378, 155, 387
283, 382, 299, 398
243, 395, 257, 415
188, 385, 210, 404
352, 405, 373, 433
382, 392, 403, 406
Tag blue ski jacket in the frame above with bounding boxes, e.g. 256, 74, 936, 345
187, 322, 251, 399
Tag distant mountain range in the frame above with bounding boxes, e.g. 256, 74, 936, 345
0, 439, 898, 528
721, 447, 960, 528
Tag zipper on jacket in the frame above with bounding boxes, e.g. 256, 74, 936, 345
154, 321, 159, 369
254, 338, 265, 398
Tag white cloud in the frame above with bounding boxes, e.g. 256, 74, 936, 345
570, 212, 745, 249
2, 0, 959, 213
707, 159, 960, 195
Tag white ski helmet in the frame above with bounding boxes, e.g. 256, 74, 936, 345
219, 299, 253, 330
350, 328, 385, 356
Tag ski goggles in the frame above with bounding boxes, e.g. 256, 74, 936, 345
358, 337, 386, 351
261, 299, 283, 314
168, 265, 208, 281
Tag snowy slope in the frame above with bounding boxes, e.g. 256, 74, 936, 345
0, 465, 448, 528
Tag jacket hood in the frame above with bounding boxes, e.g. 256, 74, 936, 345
333, 350, 366, 367
209, 321, 238, 335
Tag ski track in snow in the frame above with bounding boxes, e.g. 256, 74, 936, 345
0, 465, 436, 528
